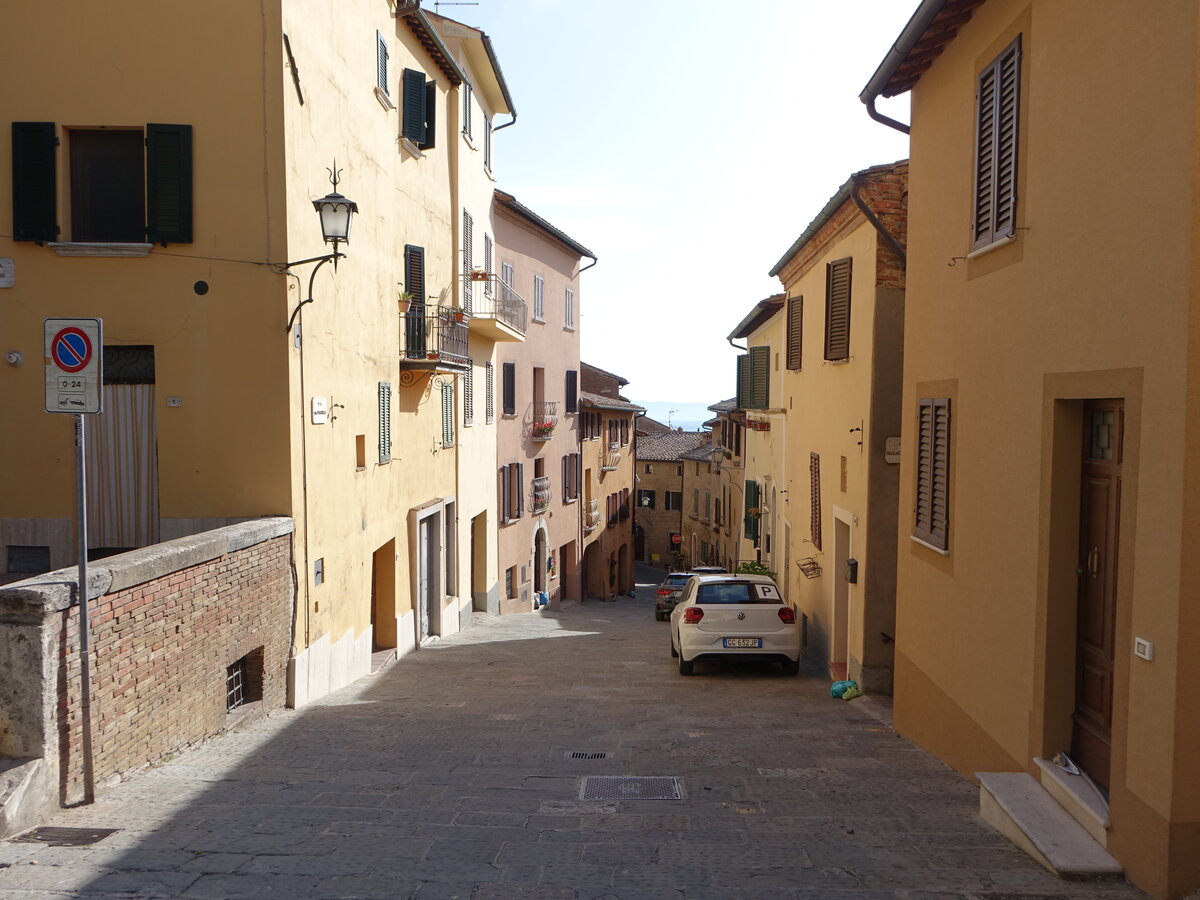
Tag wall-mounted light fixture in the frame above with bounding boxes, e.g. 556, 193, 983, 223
285, 162, 359, 333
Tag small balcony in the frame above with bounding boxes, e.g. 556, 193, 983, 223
601, 444, 621, 472
532, 401, 559, 441
583, 499, 600, 534
400, 304, 470, 374
463, 273, 527, 341
531, 475, 552, 514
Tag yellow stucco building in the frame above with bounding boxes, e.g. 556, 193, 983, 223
863, 1, 1200, 894
0, 1, 514, 707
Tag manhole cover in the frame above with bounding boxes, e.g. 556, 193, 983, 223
15, 827, 119, 847
566, 751, 608, 760
580, 776, 682, 801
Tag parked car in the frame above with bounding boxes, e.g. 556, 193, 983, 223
654, 566, 727, 620
669, 573, 801, 676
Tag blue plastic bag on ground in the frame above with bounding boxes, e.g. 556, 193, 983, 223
830, 679, 857, 699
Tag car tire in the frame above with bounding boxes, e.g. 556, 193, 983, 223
655, 611, 666, 621
678, 657, 693, 676
782, 658, 800, 676
670, 635, 678, 658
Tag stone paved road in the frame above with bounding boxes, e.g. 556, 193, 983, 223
0, 564, 1146, 899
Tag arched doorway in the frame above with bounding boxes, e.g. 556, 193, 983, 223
533, 526, 548, 606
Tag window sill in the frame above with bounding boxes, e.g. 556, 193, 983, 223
49, 242, 152, 258
564, 498, 578, 505
910, 534, 950, 556
374, 86, 396, 111
563, 326, 576, 333
462, 131, 476, 150
532, 316, 546, 324
967, 232, 1017, 260
400, 137, 424, 159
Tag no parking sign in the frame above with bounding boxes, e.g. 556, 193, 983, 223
44, 318, 103, 414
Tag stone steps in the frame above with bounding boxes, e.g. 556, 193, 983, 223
0, 757, 43, 839
978, 771, 1122, 878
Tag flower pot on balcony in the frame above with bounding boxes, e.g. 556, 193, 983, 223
469, 270, 490, 282
454, 311, 466, 323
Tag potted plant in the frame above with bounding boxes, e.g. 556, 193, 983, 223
469, 268, 490, 282
532, 421, 554, 439
398, 291, 415, 315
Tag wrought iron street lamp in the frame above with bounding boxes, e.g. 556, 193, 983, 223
285, 162, 359, 332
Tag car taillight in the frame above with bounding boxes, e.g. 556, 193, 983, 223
657, 588, 671, 596
683, 608, 704, 624
778, 607, 796, 624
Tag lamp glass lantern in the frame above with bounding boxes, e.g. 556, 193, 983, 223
314, 192, 358, 247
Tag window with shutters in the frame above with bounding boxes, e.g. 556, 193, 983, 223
13, 123, 194, 245
485, 362, 495, 423
665, 491, 682, 511
500, 463, 524, 523
462, 364, 474, 427
378, 382, 392, 463
736, 347, 771, 410
564, 288, 575, 329
913, 398, 951, 552
824, 258, 852, 361
533, 275, 545, 321
562, 452, 580, 502
484, 113, 492, 171
376, 31, 390, 94
483, 234, 494, 295
502, 361, 516, 416
403, 244, 427, 358
441, 382, 455, 448
463, 82, 474, 139
565, 370, 578, 413
809, 452, 823, 551
620, 418, 629, 445
744, 480, 760, 542
973, 36, 1021, 250
401, 68, 436, 150
787, 296, 803, 370
462, 208, 474, 310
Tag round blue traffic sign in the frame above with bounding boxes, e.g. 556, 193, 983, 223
51, 327, 93, 373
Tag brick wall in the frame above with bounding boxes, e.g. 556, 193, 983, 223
859, 162, 909, 291
0, 520, 296, 806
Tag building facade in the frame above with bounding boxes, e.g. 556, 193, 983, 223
634, 431, 709, 567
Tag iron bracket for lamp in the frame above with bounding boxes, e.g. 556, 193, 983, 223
283, 249, 346, 333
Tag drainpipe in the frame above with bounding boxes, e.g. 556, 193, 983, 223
850, 175, 906, 266
579, 253, 598, 275
858, 0, 947, 135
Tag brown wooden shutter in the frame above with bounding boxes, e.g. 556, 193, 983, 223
914, 398, 951, 550
502, 361, 516, 416
973, 36, 1020, 249
786, 295, 803, 370
810, 452, 822, 551
824, 258, 852, 361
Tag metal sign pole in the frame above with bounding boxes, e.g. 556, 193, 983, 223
75, 413, 96, 805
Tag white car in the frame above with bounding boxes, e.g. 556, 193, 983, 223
669, 574, 801, 676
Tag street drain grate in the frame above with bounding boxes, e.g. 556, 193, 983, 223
15, 827, 120, 847
580, 776, 682, 801
567, 751, 608, 760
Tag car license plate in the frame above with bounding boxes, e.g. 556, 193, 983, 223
723, 637, 762, 648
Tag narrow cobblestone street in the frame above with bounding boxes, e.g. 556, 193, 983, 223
0, 565, 1145, 899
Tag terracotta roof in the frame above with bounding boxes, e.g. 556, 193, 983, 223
636, 431, 710, 462
708, 398, 738, 414
681, 443, 717, 463
728, 295, 785, 341
581, 361, 628, 386
637, 416, 673, 434
861, 0, 988, 100
579, 390, 644, 413
397, 5, 465, 87
494, 190, 596, 261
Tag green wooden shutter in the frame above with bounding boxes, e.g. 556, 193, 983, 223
744, 480, 759, 541
145, 124, 193, 244
378, 382, 392, 463
786, 296, 803, 370
824, 258, 852, 360
750, 346, 770, 409
402, 69, 426, 143
404, 245, 427, 357
736, 354, 750, 409
463, 362, 474, 426
420, 79, 437, 150
12, 122, 58, 242
441, 382, 455, 447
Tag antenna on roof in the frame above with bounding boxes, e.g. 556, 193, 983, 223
668, 409, 678, 428
433, 1, 480, 11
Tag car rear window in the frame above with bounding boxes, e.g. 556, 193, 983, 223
695, 582, 781, 604
663, 574, 691, 586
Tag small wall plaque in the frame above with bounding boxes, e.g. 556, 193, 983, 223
312, 396, 328, 424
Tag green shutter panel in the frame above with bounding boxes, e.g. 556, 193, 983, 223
404, 244, 427, 357
402, 69, 426, 143
12, 122, 58, 242
750, 346, 770, 409
378, 382, 392, 463
145, 124, 193, 244
786, 296, 803, 370
824, 258, 852, 360
463, 363, 474, 425
744, 480, 759, 541
420, 79, 437, 150
736, 354, 750, 409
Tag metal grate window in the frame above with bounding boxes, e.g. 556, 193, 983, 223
226, 657, 247, 711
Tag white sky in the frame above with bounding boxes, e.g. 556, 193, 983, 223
453, 0, 914, 406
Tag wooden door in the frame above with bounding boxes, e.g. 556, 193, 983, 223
1072, 399, 1122, 791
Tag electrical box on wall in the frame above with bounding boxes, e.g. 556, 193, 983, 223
845, 558, 858, 584
1134, 637, 1154, 661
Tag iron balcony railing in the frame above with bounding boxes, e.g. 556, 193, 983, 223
531, 475, 552, 514
583, 499, 600, 533
401, 304, 470, 367
462, 273, 528, 334
532, 400, 559, 441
